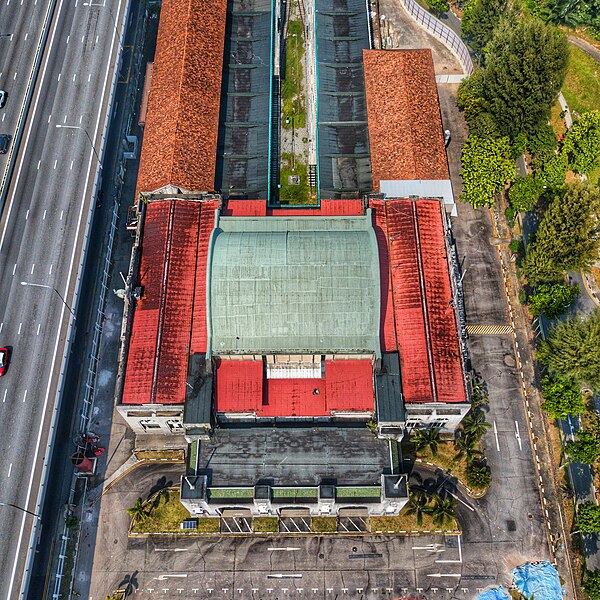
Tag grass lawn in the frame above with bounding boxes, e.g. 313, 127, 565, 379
279, 153, 316, 204
369, 509, 458, 532
561, 46, 600, 117
131, 490, 191, 534
282, 20, 306, 131
311, 517, 338, 532
253, 517, 279, 532
197, 518, 221, 533
549, 101, 567, 138
417, 442, 469, 484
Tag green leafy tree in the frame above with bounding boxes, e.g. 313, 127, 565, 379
461, 410, 492, 440
577, 502, 600, 533
457, 70, 488, 119
584, 570, 600, 600
529, 122, 559, 167
528, 283, 580, 318
509, 133, 528, 160
466, 462, 492, 489
508, 175, 544, 212
562, 110, 600, 174
426, 494, 456, 528
411, 428, 441, 457
523, 184, 600, 285
428, 0, 450, 15
565, 430, 600, 464
540, 374, 585, 419
484, 20, 568, 139
405, 490, 430, 526
454, 434, 483, 462
538, 151, 568, 189
460, 136, 515, 207
127, 497, 149, 523
461, 0, 518, 56
468, 111, 502, 138
538, 310, 600, 390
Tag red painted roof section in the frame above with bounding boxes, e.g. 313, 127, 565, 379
222, 200, 268, 216
268, 200, 364, 216
154, 202, 201, 405
215, 359, 374, 416
190, 200, 219, 354
370, 199, 397, 352
123, 200, 207, 405
215, 360, 263, 412
136, 0, 227, 194
362, 50, 449, 192
370, 198, 466, 404
415, 202, 466, 403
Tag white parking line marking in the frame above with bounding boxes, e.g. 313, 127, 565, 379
493, 420, 500, 451
12, 264, 16, 275
53, 159, 57, 169
73, 73, 76, 82
13, 71, 17, 80
18, 323, 22, 335
2, 390, 7, 403
0, 323, 2, 333
37, 160, 41, 170
25, 209, 29, 220
1, 114, 5, 122
60, 210, 64, 220
515, 420, 523, 451
88, 73, 91, 82
79, 115, 83, 124
8, 463, 12, 477
30, 264, 35, 274
24, 32, 28, 41
49, 264, 53, 275
67, 35, 70, 44
48, 114, 51, 123
81, 34, 85, 43
37, 324, 41, 336
43, 210, 47, 220
63, 115, 67, 123
95, 35, 99, 44
23, 390, 27, 403
57, 73, 61, 82
70, 160, 74, 170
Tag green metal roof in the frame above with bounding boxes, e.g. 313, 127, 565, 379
206, 212, 381, 356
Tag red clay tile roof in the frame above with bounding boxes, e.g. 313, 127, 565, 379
215, 359, 374, 416
370, 198, 466, 404
136, 0, 227, 194
363, 50, 450, 192
122, 200, 214, 405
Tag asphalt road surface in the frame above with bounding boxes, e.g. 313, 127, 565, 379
0, 0, 127, 597
0, 0, 50, 182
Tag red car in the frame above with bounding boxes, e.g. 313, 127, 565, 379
0, 347, 9, 376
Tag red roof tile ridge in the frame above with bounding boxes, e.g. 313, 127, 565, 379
150, 200, 176, 403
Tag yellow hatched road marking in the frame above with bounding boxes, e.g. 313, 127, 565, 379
466, 324, 513, 335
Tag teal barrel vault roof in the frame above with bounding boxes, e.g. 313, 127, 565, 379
206, 212, 381, 356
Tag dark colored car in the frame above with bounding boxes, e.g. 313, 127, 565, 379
0, 90, 6, 108
0, 134, 11, 154
0, 347, 9, 376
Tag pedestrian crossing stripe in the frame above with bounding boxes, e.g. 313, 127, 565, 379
466, 324, 513, 335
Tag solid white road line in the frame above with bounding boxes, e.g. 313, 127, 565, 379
493, 420, 500, 452
25, 209, 29, 220
22, 390, 27, 403
8, 464, 12, 478
17, 323, 22, 335
2, 390, 7, 403
57, 73, 60, 82
43, 210, 46, 220
12, 264, 16, 275
30, 264, 34, 274
49, 264, 53, 275
36, 324, 41, 336
515, 420, 523, 451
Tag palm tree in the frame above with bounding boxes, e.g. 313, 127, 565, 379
454, 434, 483, 463
405, 490, 430, 526
462, 410, 491, 440
428, 494, 456, 528
127, 497, 148, 523
411, 428, 441, 457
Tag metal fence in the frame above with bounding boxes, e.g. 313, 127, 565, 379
398, 0, 473, 75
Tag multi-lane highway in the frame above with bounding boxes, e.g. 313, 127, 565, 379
0, 0, 127, 597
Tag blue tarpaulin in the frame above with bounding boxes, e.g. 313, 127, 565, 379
512, 561, 563, 600
478, 587, 510, 600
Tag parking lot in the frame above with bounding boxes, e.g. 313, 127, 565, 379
90, 534, 474, 599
